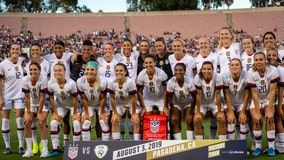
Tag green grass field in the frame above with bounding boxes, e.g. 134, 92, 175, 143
0, 112, 283, 159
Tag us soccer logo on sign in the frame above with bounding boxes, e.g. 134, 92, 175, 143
68, 145, 78, 159
150, 119, 160, 133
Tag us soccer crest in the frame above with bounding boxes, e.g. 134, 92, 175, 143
68, 143, 79, 159
226, 52, 230, 56
94, 145, 108, 159
150, 118, 160, 133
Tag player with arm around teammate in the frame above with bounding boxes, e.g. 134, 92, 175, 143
167, 63, 196, 140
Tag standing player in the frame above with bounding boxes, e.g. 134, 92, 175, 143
22, 62, 49, 157
240, 35, 256, 72
247, 52, 280, 156
0, 43, 25, 154
167, 63, 196, 140
217, 27, 242, 75
137, 39, 150, 75
193, 61, 226, 140
108, 63, 140, 140
169, 39, 196, 79
77, 61, 110, 141
47, 63, 79, 157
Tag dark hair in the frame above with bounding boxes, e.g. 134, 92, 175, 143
155, 37, 167, 52
198, 61, 213, 80
230, 58, 242, 66
115, 63, 129, 77
241, 35, 255, 44
54, 62, 66, 71
140, 39, 150, 45
30, 43, 41, 53
122, 38, 133, 46
29, 62, 41, 70
54, 40, 65, 47
267, 47, 281, 64
263, 31, 276, 42
174, 63, 186, 72
10, 42, 21, 49
83, 40, 93, 46
145, 54, 157, 63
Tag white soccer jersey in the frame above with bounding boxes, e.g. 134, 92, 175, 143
167, 76, 196, 106
194, 73, 223, 104
222, 70, 249, 106
114, 51, 139, 79
195, 52, 219, 73
25, 59, 50, 78
241, 51, 254, 72
47, 77, 78, 107
97, 57, 118, 81
278, 50, 284, 61
22, 75, 48, 106
0, 57, 25, 99
246, 66, 280, 102
44, 52, 73, 79
107, 77, 137, 105
217, 42, 242, 75
136, 67, 168, 100
77, 76, 107, 107
169, 54, 196, 79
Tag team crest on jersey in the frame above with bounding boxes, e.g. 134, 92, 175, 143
82, 64, 86, 69
206, 86, 211, 92
233, 85, 238, 90
58, 61, 63, 64
226, 52, 230, 56
119, 91, 125, 100
15, 66, 19, 71
165, 59, 169, 64
247, 58, 251, 63
32, 88, 37, 93
90, 89, 94, 94
149, 82, 154, 86
126, 57, 130, 62
94, 145, 108, 159
61, 91, 65, 96
179, 90, 184, 95
150, 118, 160, 133
260, 80, 265, 85
68, 143, 78, 159
159, 60, 163, 66
106, 65, 110, 70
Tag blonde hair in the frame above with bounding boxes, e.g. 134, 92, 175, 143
218, 27, 236, 50
172, 39, 186, 53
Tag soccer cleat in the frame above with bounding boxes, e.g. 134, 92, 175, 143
19, 147, 25, 154
32, 143, 39, 154
40, 149, 49, 158
22, 150, 33, 157
39, 141, 43, 153
47, 150, 59, 157
252, 148, 262, 156
3, 148, 11, 154
268, 148, 275, 157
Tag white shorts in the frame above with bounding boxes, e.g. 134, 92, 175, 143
249, 100, 272, 109
25, 104, 50, 113
223, 103, 249, 112
82, 105, 110, 117
56, 104, 80, 118
196, 103, 223, 116
2, 97, 25, 110
116, 103, 141, 116
173, 103, 191, 111
144, 98, 164, 112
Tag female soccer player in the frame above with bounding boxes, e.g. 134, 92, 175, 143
77, 61, 110, 141
108, 63, 140, 140
193, 61, 226, 140
222, 59, 250, 140
167, 63, 196, 140
169, 39, 196, 79
241, 35, 256, 71
247, 52, 280, 156
47, 63, 79, 157
22, 62, 49, 157
0, 43, 25, 155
